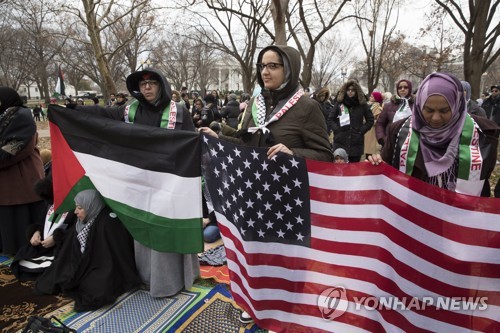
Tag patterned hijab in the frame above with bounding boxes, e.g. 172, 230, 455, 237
412, 72, 467, 177
74, 189, 105, 224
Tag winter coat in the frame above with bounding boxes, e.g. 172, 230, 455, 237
0, 105, 44, 206
75, 68, 194, 130
327, 79, 374, 159
376, 95, 414, 145
221, 45, 332, 162
482, 95, 500, 126
221, 100, 241, 129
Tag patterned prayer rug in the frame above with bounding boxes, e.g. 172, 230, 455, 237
0, 264, 72, 332
199, 264, 230, 284
57, 286, 209, 333
169, 284, 260, 333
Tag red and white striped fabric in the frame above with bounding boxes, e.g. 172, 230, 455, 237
202, 136, 500, 333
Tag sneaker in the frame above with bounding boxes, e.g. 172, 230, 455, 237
238, 311, 253, 324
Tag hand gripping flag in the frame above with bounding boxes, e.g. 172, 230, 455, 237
201, 134, 500, 333
48, 104, 203, 254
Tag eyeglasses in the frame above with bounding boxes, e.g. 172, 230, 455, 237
493, 90, 499, 93
139, 80, 159, 88
398, 86, 409, 90
257, 62, 283, 71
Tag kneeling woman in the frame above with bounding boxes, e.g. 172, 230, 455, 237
36, 189, 141, 311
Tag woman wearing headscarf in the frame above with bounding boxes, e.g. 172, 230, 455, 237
11, 171, 77, 281
200, 45, 332, 162
199, 44, 332, 325
0, 87, 46, 255
375, 79, 414, 147
328, 79, 374, 162
460, 80, 486, 117
364, 91, 383, 158
66, 68, 200, 299
36, 189, 140, 311
369, 72, 499, 197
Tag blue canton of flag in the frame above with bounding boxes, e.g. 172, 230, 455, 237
201, 134, 311, 246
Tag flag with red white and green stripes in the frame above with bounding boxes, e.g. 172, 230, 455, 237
48, 104, 203, 254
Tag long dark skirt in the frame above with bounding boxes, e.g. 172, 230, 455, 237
0, 201, 46, 255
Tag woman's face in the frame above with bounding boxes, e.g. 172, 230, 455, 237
139, 79, 160, 102
369, 95, 375, 102
75, 204, 87, 221
397, 82, 410, 97
421, 95, 453, 128
259, 50, 285, 90
195, 100, 203, 109
346, 86, 356, 98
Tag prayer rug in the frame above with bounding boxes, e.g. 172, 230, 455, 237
169, 284, 260, 333
0, 254, 12, 266
200, 264, 230, 284
0, 265, 72, 332
58, 286, 209, 333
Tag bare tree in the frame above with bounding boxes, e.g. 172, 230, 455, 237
432, 0, 500, 99
0, 24, 32, 89
62, 0, 154, 99
353, 0, 400, 94
8, 0, 66, 103
151, 30, 220, 95
271, 0, 289, 45
286, 0, 353, 87
183, 0, 272, 93
310, 36, 353, 90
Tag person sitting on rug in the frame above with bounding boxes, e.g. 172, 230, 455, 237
368, 72, 499, 197
10, 172, 77, 281
202, 197, 220, 243
35, 189, 141, 312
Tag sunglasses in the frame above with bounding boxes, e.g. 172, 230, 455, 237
492, 90, 499, 93
398, 86, 409, 90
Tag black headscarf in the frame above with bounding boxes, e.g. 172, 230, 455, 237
0, 87, 23, 114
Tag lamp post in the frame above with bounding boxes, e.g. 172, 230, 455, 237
341, 68, 347, 83
481, 72, 488, 93
138, 59, 153, 70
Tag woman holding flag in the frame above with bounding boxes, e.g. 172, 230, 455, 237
65, 68, 200, 298
368, 72, 499, 197
200, 44, 332, 162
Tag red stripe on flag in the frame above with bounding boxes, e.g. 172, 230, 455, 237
310, 187, 500, 248
306, 160, 500, 214
221, 222, 499, 332
49, 121, 85, 210
312, 214, 500, 279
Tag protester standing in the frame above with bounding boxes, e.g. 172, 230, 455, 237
328, 79, 374, 162
67, 68, 199, 298
0, 87, 46, 255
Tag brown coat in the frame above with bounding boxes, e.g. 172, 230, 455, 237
225, 93, 333, 162
0, 108, 44, 206
221, 45, 332, 162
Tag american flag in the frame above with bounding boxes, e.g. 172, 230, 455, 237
201, 134, 500, 333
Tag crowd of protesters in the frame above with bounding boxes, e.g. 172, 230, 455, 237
1, 44, 499, 328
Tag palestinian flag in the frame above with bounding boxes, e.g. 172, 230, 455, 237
53, 65, 65, 99
48, 104, 203, 253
